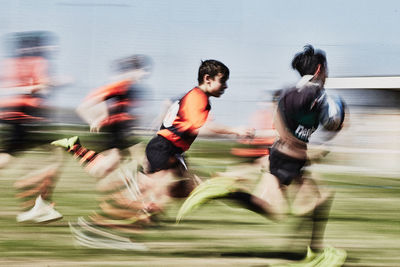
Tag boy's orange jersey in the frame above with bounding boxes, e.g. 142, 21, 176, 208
0, 56, 49, 123
86, 80, 132, 101
158, 87, 210, 151
85, 79, 135, 127
0, 56, 49, 87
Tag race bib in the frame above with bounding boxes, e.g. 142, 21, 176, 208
162, 100, 180, 128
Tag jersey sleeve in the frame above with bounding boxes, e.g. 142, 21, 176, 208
86, 80, 130, 102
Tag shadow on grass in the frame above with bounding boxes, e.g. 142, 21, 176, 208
143, 249, 305, 261
220, 251, 304, 260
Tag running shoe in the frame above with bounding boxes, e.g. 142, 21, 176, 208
17, 195, 63, 223
51, 136, 80, 150
69, 218, 147, 251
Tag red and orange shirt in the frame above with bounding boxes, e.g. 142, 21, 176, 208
0, 56, 49, 87
85, 79, 136, 127
158, 87, 210, 151
0, 56, 49, 122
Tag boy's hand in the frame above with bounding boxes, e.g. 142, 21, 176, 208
89, 118, 103, 132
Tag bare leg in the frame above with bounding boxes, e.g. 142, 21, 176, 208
86, 148, 121, 179
291, 176, 334, 251
253, 172, 289, 218
213, 172, 289, 221
291, 178, 320, 216
0, 152, 13, 168
14, 148, 63, 208
52, 137, 121, 179
310, 193, 334, 251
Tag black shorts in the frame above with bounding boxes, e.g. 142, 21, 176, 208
0, 123, 51, 154
145, 135, 183, 173
269, 146, 306, 186
101, 120, 136, 150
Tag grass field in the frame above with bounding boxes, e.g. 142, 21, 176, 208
0, 135, 399, 267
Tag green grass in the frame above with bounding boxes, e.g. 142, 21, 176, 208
0, 137, 399, 266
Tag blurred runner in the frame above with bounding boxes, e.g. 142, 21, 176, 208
221, 89, 281, 178
71, 54, 152, 178
52, 54, 154, 249
0, 31, 65, 223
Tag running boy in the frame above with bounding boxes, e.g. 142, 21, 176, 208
70, 54, 153, 178
142, 59, 253, 208
0, 31, 64, 223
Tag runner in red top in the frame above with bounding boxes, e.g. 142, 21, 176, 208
157, 87, 210, 151
146, 59, 253, 174
77, 55, 152, 151
71, 54, 153, 178
0, 31, 64, 223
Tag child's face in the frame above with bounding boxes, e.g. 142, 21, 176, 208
205, 73, 228, 97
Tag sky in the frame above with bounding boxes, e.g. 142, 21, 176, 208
1, 0, 400, 125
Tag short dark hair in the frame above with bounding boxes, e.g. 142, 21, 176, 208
5, 31, 57, 58
197, 59, 229, 84
291, 45, 327, 76
114, 54, 153, 73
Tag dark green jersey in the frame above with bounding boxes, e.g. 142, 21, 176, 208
278, 83, 326, 143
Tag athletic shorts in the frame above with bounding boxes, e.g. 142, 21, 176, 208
101, 120, 137, 150
0, 123, 51, 155
145, 135, 184, 173
269, 146, 306, 186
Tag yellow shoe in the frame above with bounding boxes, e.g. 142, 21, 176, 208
315, 247, 347, 267
51, 136, 80, 150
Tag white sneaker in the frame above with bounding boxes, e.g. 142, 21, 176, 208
69, 220, 148, 251
17, 195, 63, 223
